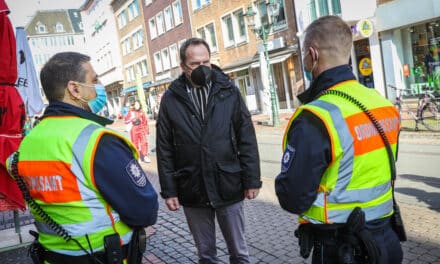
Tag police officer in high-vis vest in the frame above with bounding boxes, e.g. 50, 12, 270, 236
6, 52, 158, 263
275, 16, 403, 263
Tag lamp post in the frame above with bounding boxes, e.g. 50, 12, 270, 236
244, 0, 280, 126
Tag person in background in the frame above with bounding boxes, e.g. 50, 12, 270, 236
6, 52, 158, 263
275, 16, 403, 263
125, 100, 151, 163
156, 38, 261, 263
23, 116, 32, 136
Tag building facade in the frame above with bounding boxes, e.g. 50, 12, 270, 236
376, 0, 440, 99
142, 0, 192, 108
80, 0, 125, 117
111, 0, 154, 113
189, 0, 301, 115
294, 0, 386, 95
25, 9, 86, 97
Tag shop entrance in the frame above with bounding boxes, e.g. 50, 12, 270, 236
354, 39, 374, 88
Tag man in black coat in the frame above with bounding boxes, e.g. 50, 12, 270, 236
156, 38, 261, 263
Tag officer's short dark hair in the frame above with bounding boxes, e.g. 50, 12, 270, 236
179, 38, 211, 64
40, 52, 90, 102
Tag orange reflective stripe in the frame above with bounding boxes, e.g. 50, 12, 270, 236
18, 161, 81, 203
345, 106, 399, 156
282, 108, 301, 151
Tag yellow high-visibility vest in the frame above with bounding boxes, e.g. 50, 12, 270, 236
12, 116, 138, 255
283, 80, 400, 224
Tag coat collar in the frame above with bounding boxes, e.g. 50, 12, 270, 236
42, 101, 113, 126
297, 65, 356, 104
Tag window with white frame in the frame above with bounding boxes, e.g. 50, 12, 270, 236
169, 44, 179, 68
162, 48, 171, 71
196, 27, 206, 40
132, 29, 144, 49
121, 38, 131, 55
117, 10, 127, 28
136, 59, 148, 76
192, 0, 211, 11
178, 39, 186, 49
221, 14, 235, 47
196, 24, 217, 52
128, 0, 139, 21
164, 6, 174, 31
36, 22, 46, 33
154, 52, 163, 72
140, 60, 148, 76
156, 12, 165, 35
172, 0, 183, 25
145, 0, 152, 5
125, 65, 135, 82
206, 23, 218, 52
309, 0, 341, 21
254, 0, 286, 32
55, 22, 64, 32
233, 9, 247, 43
149, 18, 157, 39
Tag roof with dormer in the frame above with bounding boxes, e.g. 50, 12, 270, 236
25, 9, 83, 36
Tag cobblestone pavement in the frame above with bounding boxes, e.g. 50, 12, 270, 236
1, 116, 439, 263
2, 168, 439, 263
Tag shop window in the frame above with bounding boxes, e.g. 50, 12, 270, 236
408, 20, 440, 93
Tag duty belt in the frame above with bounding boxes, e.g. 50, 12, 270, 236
43, 243, 130, 264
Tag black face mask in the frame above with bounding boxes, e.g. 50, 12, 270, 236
190, 65, 212, 86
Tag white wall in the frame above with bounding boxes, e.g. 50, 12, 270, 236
81, 0, 123, 86
376, 0, 440, 32
340, 0, 376, 22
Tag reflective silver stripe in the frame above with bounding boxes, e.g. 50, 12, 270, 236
331, 181, 391, 203
327, 198, 393, 223
299, 215, 323, 224
310, 100, 354, 203
310, 101, 391, 203
311, 192, 325, 207
34, 220, 58, 235
48, 124, 112, 236
53, 246, 105, 256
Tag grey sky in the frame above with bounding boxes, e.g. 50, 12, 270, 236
5, 0, 85, 28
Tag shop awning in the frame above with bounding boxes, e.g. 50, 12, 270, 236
223, 46, 298, 74
121, 81, 152, 95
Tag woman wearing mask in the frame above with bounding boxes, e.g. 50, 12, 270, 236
125, 101, 150, 163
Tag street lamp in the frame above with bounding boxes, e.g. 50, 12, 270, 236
244, 0, 281, 126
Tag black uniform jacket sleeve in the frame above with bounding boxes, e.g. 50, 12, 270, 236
275, 110, 331, 214
94, 135, 158, 227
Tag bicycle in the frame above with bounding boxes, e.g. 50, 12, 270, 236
388, 84, 440, 132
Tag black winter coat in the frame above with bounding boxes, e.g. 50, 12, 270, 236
156, 65, 261, 208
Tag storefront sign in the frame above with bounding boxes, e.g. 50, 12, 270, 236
357, 19, 374, 38
358, 57, 372, 76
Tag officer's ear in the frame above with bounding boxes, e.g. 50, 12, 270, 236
66, 81, 81, 100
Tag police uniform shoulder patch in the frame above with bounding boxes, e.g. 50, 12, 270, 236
281, 144, 296, 173
125, 159, 147, 187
